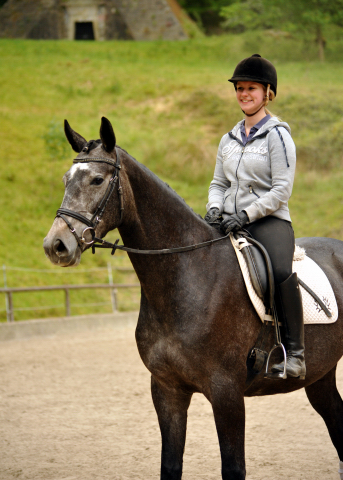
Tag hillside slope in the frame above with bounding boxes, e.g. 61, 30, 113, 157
1, 35, 342, 319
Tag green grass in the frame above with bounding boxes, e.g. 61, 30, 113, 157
0, 33, 342, 320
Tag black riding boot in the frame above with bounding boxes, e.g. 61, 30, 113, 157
271, 272, 306, 379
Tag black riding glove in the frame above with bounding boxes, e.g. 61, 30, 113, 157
220, 211, 249, 234
204, 207, 223, 231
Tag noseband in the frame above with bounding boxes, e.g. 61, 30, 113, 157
56, 148, 124, 248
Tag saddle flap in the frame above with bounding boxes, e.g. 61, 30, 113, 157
233, 234, 269, 302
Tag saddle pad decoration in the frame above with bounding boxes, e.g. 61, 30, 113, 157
230, 236, 338, 325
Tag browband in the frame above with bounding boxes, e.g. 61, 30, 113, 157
73, 157, 119, 167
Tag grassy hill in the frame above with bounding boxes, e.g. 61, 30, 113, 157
1, 33, 342, 320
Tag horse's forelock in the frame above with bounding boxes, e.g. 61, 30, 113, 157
85, 139, 101, 152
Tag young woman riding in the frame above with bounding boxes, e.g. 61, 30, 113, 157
205, 54, 306, 380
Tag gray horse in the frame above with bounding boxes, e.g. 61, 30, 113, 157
44, 117, 343, 480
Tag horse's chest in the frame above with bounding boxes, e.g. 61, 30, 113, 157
135, 327, 201, 386
137, 335, 181, 374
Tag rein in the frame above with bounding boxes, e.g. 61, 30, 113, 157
56, 146, 232, 256
90, 231, 231, 256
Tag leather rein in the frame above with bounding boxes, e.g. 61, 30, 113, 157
56, 147, 231, 256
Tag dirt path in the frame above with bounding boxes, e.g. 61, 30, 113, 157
0, 320, 341, 480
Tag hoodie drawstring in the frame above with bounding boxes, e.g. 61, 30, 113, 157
275, 126, 290, 167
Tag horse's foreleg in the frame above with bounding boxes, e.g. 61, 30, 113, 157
210, 379, 246, 480
151, 375, 192, 480
305, 366, 343, 465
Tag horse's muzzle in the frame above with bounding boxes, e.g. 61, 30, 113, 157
43, 219, 81, 267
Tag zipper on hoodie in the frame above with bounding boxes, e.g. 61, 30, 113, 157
228, 132, 244, 214
234, 148, 244, 213
229, 130, 269, 213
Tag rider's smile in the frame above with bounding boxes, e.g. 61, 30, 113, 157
236, 81, 265, 115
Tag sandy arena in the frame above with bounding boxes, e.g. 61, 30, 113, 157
0, 313, 342, 480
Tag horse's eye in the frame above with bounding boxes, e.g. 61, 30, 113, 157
91, 177, 104, 186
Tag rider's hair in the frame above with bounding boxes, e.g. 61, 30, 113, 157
263, 85, 279, 119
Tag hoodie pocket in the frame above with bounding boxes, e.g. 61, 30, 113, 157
223, 187, 233, 212
247, 183, 260, 199
223, 189, 231, 202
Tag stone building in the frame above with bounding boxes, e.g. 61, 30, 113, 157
0, 0, 188, 41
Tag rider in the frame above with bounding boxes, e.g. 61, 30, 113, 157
205, 54, 305, 380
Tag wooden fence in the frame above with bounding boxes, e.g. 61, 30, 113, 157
0, 283, 140, 323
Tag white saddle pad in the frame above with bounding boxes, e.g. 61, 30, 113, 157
231, 236, 338, 324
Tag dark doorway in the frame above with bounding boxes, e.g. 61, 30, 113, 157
75, 22, 95, 40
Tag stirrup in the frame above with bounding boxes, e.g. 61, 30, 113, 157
264, 343, 287, 379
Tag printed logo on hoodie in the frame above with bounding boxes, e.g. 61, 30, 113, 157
222, 140, 268, 163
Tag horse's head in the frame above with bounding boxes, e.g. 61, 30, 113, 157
43, 117, 123, 267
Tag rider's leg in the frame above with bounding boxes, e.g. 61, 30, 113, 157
271, 272, 306, 378
245, 216, 306, 379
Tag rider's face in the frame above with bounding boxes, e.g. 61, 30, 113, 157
236, 81, 265, 115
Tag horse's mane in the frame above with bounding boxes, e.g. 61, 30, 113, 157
82, 141, 201, 219
116, 145, 205, 222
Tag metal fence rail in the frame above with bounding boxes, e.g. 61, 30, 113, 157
0, 283, 140, 323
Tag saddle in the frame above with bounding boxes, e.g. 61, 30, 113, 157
232, 231, 338, 379
232, 231, 336, 323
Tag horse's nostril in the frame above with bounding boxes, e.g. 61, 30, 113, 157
54, 239, 67, 254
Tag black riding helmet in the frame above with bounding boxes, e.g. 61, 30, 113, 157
229, 54, 277, 96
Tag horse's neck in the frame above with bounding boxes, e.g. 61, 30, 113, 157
118, 153, 211, 252
115, 153, 238, 319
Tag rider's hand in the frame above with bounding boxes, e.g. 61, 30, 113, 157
220, 211, 249, 234
204, 208, 222, 231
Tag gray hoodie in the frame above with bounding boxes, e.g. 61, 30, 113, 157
207, 117, 296, 223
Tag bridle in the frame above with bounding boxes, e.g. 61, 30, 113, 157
56, 146, 234, 256
56, 147, 124, 249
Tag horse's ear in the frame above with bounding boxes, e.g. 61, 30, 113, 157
100, 117, 116, 153
64, 120, 87, 153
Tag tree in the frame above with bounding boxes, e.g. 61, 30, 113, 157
221, 0, 272, 32
221, 0, 343, 61
178, 0, 233, 33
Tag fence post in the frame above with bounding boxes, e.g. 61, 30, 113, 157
3, 265, 11, 322
107, 262, 117, 312
7, 291, 14, 322
64, 288, 71, 316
